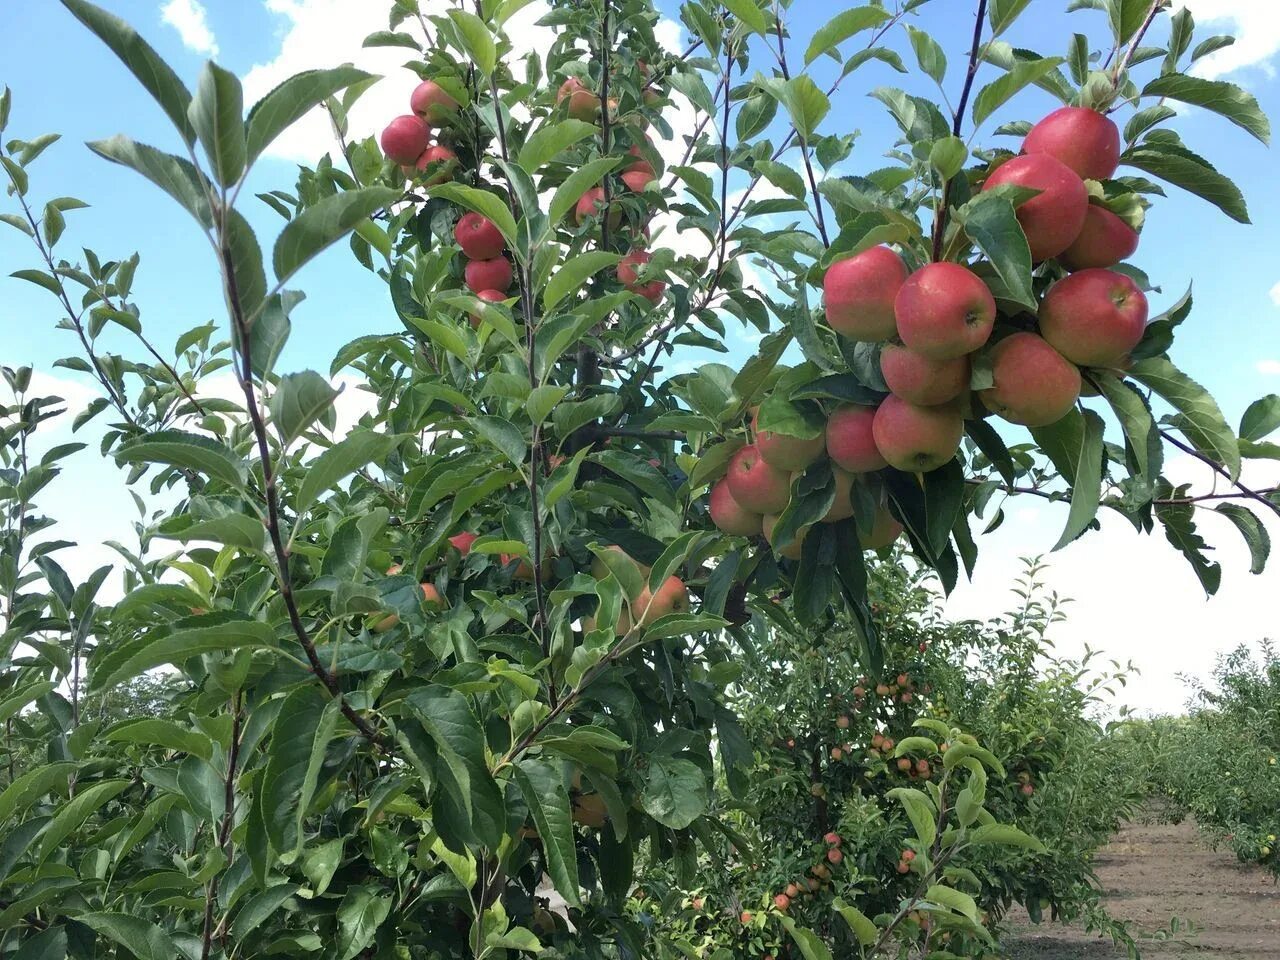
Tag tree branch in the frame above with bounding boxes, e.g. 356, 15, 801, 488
773, 6, 829, 246
931, 0, 988, 261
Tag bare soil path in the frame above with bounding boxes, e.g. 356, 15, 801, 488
1004, 817, 1280, 959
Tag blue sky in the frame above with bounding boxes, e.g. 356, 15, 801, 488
2, 0, 1279, 711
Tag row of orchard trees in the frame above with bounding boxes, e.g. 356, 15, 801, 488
1, 0, 1277, 957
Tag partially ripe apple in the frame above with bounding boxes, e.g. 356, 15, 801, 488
821, 467, 856, 523
872, 395, 962, 473
773, 893, 790, 912
726, 444, 791, 514
1038, 268, 1149, 367
420, 582, 444, 608
617, 249, 665, 303
412, 144, 458, 186
894, 262, 996, 360
636, 575, 690, 623
752, 407, 825, 471
465, 257, 513, 294
410, 80, 459, 126
983, 153, 1088, 262
1059, 204, 1139, 271
980, 332, 1081, 427
380, 115, 431, 165
557, 77, 600, 122
454, 212, 505, 260
573, 187, 619, 227
824, 831, 842, 847
825, 404, 887, 473
823, 245, 908, 341
449, 531, 478, 554
1023, 106, 1121, 182
762, 513, 809, 561
710, 478, 764, 536
880, 341, 970, 406
827, 848, 843, 865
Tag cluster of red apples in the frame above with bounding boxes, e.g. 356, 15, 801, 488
710, 106, 1149, 554
379, 80, 462, 185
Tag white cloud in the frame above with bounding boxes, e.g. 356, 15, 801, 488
1177, 1, 1280, 79
160, 0, 219, 57
1257, 359, 1280, 375
1270, 280, 1280, 307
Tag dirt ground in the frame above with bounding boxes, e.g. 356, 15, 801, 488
1003, 818, 1280, 959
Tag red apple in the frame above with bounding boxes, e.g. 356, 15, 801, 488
635, 575, 690, 623
454, 212, 505, 260
1038, 268, 1148, 367
871, 394, 962, 473
618, 249, 665, 303
894, 262, 996, 359
824, 831, 842, 847
821, 467, 856, 523
465, 257, 512, 294
449, 531, 478, 554
420, 582, 444, 608
823, 245, 908, 341
573, 186, 620, 228
752, 407, 825, 471
1059, 204, 1140, 271
773, 893, 791, 912
620, 166, 655, 192
557, 77, 600, 122
1023, 106, 1121, 182
983, 154, 1088, 262
412, 144, 458, 185
726, 444, 791, 514
710, 478, 764, 536
380, 115, 431, 165
410, 80, 459, 126
880, 341, 970, 406
825, 405, 887, 473
980, 332, 1081, 427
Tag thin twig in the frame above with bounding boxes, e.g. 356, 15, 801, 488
1158, 429, 1280, 515
931, 0, 988, 261
772, 6, 829, 246
1112, 0, 1167, 82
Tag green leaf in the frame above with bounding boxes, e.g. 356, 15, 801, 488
1240, 394, 1280, 442
264, 686, 341, 861
91, 618, 275, 691
967, 822, 1045, 851
1215, 503, 1270, 575
86, 135, 212, 228
1053, 409, 1104, 550
1156, 497, 1221, 595
1123, 142, 1249, 224
116, 430, 246, 488
957, 193, 1035, 311
1142, 75, 1270, 145
804, 7, 891, 65
1129, 356, 1240, 481
548, 156, 623, 227
0, 681, 56, 725
972, 57, 1066, 128
79, 914, 179, 960
230, 883, 301, 941
594, 450, 677, 509
246, 66, 372, 163
273, 186, 400, 283
101, 718, 214, 760
296, 431, 399, 515
334, 886, 393, 960
448, 9, 496, 75
513, 760, 581, 907
544, 251, 620, 312
757, 75, 830, 141
907, 26, 947, 86
641, 756, 707, 829
723, 0, 768, 35
10, 925, 66, 960
887, 786, 936, 847
831, 897, 878, 946
1094, 372, 1160, 479
989, 0, 1034, 35
226, 209, 269, 320
781, 918, 834, 960
269, 370, 339, 445
926, 884, 980, 921
468, 416, 527, 467
61, 0, 195, 144
0, 762, 76, 823
37, 780, 130, 862
929, 136, 968, 181
516, 118, 597, 173
189, 62, 246, 187
1111, 0, 1152, 44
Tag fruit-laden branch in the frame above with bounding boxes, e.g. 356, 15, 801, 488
772, 2, 830, 247
967, 476, 1280, 508
930, 0, 989, 261
218, 241, 388, 750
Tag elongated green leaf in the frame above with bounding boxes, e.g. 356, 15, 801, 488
1123, 143, 1249, 223
1130, 356, 1240, 480
0, 762, 76, 823
87, 135, 212, 227
1054, 409, 1104, 550
907, 26, 947, 85
1142, 75, 1270, 144
723, 0, 768, 35
781, 918, 834, 960
1216, 503, 1270, 575
926, 884, 980, 921
37, 780, 130, 862
1240, 394, 1280, 442
468, 416, 527, 467
831, 897, 877, 946
10, 925, 65, 959
1156, 497, 1222, 595
296, 431, 399, 515
263, 686, 340, 860
972, 57, 1065, 127
79, 914, 179, 960
226, 208, 269, 320
516, 118, 596, 173
0, 681, 56, 725
448, 9, 496, 75
189, 62, 246, 187
335, 886, 393, 960
246, 66, 372, 163
967, 822, 1045, 851
514, 760, 581, 907
61, 0, 195, 144
543, 251, 620, 311
274, 186, 399, 283
958, 193, 1035, 311
101, 718, 214, 760
641, 756, 707, 829
804, 7, 891, 65
115, 430, 246, 488
230, 884, 301, 940
989, 0, 1034, 35
887, 786, 936, 847
91, 618, 275, 691
1094, 373, 1160, 480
